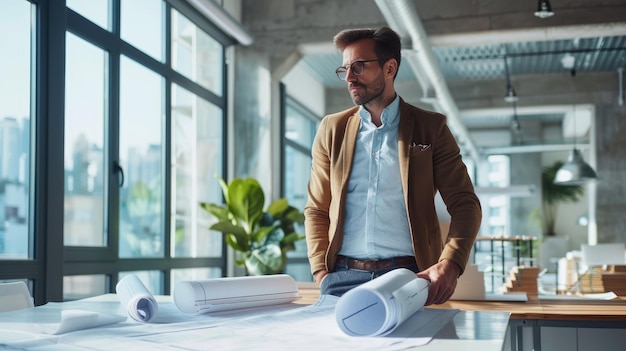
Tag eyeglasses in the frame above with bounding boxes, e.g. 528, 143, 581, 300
335, 59, 379, 81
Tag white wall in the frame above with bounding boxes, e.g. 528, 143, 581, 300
282, 63, 325, 117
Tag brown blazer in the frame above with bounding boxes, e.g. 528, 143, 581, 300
304, 98, 481, 276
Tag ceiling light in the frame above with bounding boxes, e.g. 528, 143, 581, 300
510, 101, 524, 145
554, 70, 597, 185
554, 149, 597, 185
505, 84, 518, 103
503, 57, 518, 103
534, 0, 555, 18
561, 54, 576, 70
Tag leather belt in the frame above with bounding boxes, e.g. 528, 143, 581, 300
336, 255, 417, 271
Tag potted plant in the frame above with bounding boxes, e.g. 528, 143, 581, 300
538, 161, 585, 272
541, 161, 585, 237
200, 177, 305, 275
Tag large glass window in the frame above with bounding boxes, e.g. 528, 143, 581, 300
60, 0, 229, 300
66, 0, 110, 31
171, 9, 224, 96
61, 1, 228, 298
64, 33, 107, 247
282, 96, 320, 281
0, 1, 33, 260
171, 84, 223, 258
118, 56, 165, 258
2, 0, 231, 303
473, 155, 512, 292
121, 0, 164, 62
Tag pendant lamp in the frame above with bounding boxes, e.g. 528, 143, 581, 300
504, 57, 518, 103
534, 0, 555, 18
554, 69, 597, 185
554, 149, 597, 185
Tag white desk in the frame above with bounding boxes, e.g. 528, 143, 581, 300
0, 293, 510, 350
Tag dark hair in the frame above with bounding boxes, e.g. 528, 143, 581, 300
333, 27, 401, 78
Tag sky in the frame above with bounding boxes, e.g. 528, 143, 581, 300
0, 1, 31, 119
0, 0, 164, 166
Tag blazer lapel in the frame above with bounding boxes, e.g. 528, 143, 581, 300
342, 113, 361, 186
397, 100, 415, 195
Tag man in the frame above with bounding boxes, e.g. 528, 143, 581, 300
304, 27, 482, 305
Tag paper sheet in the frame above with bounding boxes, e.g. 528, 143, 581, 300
0, 281, 34, 311
38, 309, 125, 335
334, 268, 430, 336
115, 274, 159, 322
0, 294, 459, 350
97, 295, 456, 351
173, 274, 301, 314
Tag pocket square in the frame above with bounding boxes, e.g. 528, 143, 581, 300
411, 142, 431, 152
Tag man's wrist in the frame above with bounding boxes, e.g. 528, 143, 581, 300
442, 259, 462, 277
313, 269, 328, 283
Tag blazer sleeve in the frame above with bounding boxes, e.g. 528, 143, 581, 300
432, 120, 482, 274
304, 117, 332, 275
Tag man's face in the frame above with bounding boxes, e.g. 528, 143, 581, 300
341, 39, 386, 106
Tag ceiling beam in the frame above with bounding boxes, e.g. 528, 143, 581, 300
428, 22, 626, 48
375, 0, 482, 163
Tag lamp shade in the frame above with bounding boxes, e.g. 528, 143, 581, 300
504, 84, 518, 103
535, 0, 555, 18
554, 148, 597, 185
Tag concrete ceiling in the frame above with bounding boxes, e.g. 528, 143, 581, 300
284, 0, 626, 158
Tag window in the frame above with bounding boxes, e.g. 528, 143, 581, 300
0, 1, 33, 264
64, 32, 107, 247
281, 94, 320, 281
170, 83, 224, 259
0, 0, 232, 303
472, 155, 514, 292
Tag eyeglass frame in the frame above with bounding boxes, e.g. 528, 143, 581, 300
335, 59, 381, 81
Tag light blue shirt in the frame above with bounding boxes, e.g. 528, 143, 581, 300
339, 95, 414, 260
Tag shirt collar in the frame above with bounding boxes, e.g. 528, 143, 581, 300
358, 94, 401, 127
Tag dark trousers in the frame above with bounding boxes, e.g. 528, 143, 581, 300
320, 259, 419, 297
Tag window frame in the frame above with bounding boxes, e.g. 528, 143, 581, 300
0, 0, 233, 304
280, 84, 321, 281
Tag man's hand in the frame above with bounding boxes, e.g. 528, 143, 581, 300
313, 269, 328, 285
416, 259, 461, 305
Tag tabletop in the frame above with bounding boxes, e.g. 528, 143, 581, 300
0, 286, 511, 351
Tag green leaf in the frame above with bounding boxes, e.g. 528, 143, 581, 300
541, 161, 586, 235
199, 202, 230, 222
199, 176, 306, 273
266, 198, 288, 216
234, 257, 247, 267
211, 221, 250, 252
280, 232, 305, 253
225, 234, 242, 252
217, 175, 229, 199
251, 224, 280, 244
284, 207, 305, 223
282, 232, 305, 245
245, 244, 283, 275
262, 226, 285, 246
228, 178, 265, 231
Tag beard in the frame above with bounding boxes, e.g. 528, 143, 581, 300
349, 75, 385, 106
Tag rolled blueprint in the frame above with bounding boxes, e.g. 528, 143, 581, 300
173, 274, 300, 314
115, 274, 158, 323
334, 268, 430, 336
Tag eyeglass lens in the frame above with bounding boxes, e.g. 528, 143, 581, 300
336, 61, 367, 80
